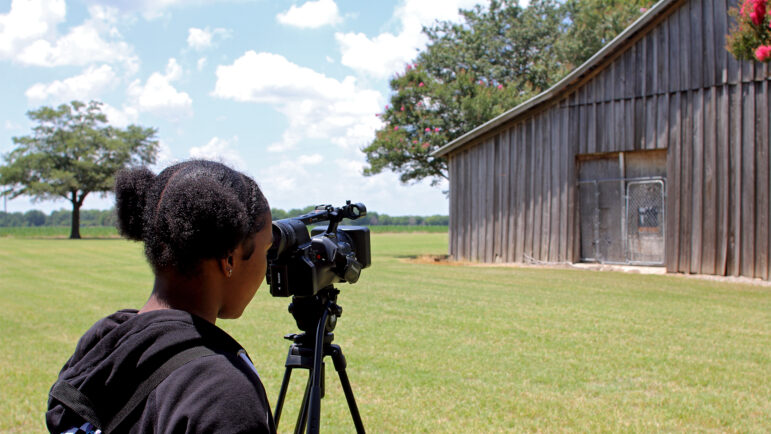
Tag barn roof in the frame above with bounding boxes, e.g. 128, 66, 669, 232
433, 0, 680, 158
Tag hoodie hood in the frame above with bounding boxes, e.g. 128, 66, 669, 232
46, 309, 243, 432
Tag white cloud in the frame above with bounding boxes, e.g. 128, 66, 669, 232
25, 64, 117, 103
101, 102, 139, 127
1, 3, 139, 71
334, 0, 480, 78
0, 0, 66, 60
277, 0, 342, 29
187, 26, 230, 50
127, 58, 192, 120
197, 57, 207, 70
189, 136, 245, 170
212, 51, 382, 152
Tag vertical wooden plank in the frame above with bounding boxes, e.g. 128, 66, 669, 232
486, 139, 496, 263
457, 153, 464, 260
651, 26, 659, 94
625, 48, 635, 99
448, 155, 455, 259
613, 55, 623, 101
476, 144, 485, 262
742, 82, 756, 277
634, 97, 645, 150
666, 91, 681, 273
680, 5, 691, 91
756, 81, 768, 279
493, 136, 502, 262
550, 108, 561, 261
702, 87, 717, 275
568, 96, 579, 262
560, 102, 569, 262
541, 112, 552, 261
717, 84, 730, 275
506, 128, 516, 263
525, 119, 535, 260
472, 147, 479, 261
500, 131, 510, 263
691, 89, 704, 274
657, 16, 669, 93
533, 116, 544, 261
668, 10, 681, 93
517, 125, 527, 262
646, 96, 657, 150
690, 0, 704, 89
680, 90, 693, 273
728, 84, 742, 276
634, 42, 643, 98
624, 98, 635, 151
657, 93, 670, 150
643, 33, 651, 97
713, 0, 728, 85
703, 0, 716, 87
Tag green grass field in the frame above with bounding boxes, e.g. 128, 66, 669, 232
1, 233, 769, 432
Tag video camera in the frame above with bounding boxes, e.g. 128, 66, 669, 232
266, 201, 371, 298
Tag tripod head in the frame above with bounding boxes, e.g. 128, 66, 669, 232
287, 285, 342, 335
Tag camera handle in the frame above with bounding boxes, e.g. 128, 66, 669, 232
273, 288, 365, 434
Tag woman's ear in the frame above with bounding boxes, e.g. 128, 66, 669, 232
220, 254, 234, 278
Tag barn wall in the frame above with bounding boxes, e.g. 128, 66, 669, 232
447, 0, 771, 279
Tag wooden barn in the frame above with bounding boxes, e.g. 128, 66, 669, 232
433, 0, 771, 280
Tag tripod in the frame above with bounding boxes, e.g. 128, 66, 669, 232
273, 287, 365, 434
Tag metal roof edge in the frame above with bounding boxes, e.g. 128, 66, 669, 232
432, 0, 681, 158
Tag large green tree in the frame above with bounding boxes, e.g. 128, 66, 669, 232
364, 0, 565, 186
363, 0, 656, 186
0, 101, 158, 239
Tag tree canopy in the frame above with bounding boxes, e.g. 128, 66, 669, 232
0, 100, 158, 238
363, 0, 656, 186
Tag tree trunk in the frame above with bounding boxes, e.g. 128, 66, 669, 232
70, 191, 82, 239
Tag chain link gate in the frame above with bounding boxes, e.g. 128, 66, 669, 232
625, 180, 666, 265
578, 177, 666, 265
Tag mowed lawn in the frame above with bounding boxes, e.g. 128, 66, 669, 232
1, 233, 769, 432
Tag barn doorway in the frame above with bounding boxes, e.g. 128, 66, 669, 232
577, 150, 666, 265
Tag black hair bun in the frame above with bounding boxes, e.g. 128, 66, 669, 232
115, 167, 155, 241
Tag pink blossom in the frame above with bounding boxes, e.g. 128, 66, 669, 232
755, 44, 771, 61
425, 127, 431, 132
422, 143, 429, 149
385, 104, 389, 110
400, 106, 405, 111
434, 127, 440, 132
497, 84, 503, 89
751, 0, 767, 25
375, 113, 380, 117
418, 82, 424, 87
417, 101, 422, 106
412, 140, 418, 144
479, 80, 484, 85
640, 7, 647, 13
394, 126, 399, 131
406, 64, 412, 70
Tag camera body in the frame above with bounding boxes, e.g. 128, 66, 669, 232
266, 202, 371, 297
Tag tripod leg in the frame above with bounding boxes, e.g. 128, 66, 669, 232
294, 372, 313, 434
331, 346, 366, 434
273, 366, 293, 428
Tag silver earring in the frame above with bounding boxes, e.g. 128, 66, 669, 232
228, 269, 233, 277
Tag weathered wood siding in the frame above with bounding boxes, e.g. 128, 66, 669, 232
447, 0, 771, 279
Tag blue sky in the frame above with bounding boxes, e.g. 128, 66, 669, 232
0, 0, 509, 216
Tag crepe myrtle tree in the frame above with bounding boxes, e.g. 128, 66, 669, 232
363, 0, 566, 186
0, 101, 158, 239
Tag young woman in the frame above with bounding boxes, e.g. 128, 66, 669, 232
46, 160, 276, 433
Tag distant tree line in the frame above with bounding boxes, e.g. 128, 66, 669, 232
0, 207, 448, 228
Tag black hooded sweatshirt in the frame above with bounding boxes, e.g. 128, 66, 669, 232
46, 309, 275, 433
